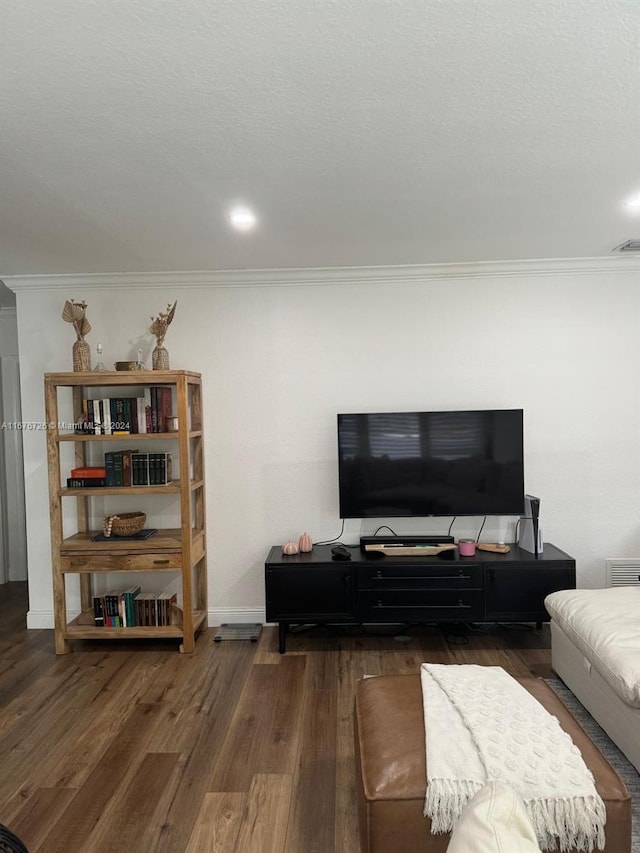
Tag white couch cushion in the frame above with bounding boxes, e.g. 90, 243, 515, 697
545, 587, 640, 708
446, 781, 542, 853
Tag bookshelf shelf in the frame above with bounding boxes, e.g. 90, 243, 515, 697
65, 608, 207, 638
60, 482, 184, 496
45, 370, 208, 654
57, 432, 179, 442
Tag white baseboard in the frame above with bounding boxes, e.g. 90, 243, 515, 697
27, 610, 60, 629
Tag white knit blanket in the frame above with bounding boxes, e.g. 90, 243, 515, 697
420, 664, 606, 852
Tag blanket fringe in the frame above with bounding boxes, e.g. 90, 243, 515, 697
526, 794, 607, 853
426, 784, 606, 851
424, 778, 482, 833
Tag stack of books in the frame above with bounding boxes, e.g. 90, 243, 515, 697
67, 466, 106, 488
102, 451, 172, 486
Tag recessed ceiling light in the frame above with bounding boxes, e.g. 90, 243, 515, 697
625, 194, 640, 212
229, 207, 257, 230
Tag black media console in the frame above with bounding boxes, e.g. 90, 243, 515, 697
264, 542, 575, 653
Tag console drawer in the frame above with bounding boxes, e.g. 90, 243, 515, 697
358, 589, 483, 622
358, 564, 482, 589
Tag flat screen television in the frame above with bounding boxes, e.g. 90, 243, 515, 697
337, 409, 524, 518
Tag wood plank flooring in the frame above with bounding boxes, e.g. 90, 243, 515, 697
0, 582, 553, 852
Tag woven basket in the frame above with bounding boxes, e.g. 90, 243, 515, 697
104, 511, 146, 537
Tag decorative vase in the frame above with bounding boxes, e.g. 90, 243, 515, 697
72, 339, 91, 372
152, 345, 170, 370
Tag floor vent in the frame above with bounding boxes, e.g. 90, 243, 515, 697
612, 239, 640, 253
213, 623, 262, 642
605, 558, 640, 587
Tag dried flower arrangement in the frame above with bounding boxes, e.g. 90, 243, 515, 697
62, 299, 91, 340
149, 300, 177, 369
62, 299, 92, 371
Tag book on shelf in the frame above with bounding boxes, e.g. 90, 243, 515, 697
92, 400, 102, 435
158, 387, 172, 433
70, 466, 106, 478
102, 399, 112, 435
136, 396, 147, 434
67, 477, 106, 488
104, 452, 114, 485
157, 591, 177, 626
122, 449, 133, 487
113, 451, 123, 486
122, 586, 142, 626
92, 596, 104, 627
143, 388, 152, 433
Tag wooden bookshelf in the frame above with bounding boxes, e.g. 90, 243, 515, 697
44, 370, 207, 654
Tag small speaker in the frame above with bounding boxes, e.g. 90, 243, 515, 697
518, 494, 543, 556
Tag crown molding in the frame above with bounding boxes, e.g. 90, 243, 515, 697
3, 256, 639, 292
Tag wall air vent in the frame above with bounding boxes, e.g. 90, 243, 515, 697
612, 239, 640, 253
605, 558, 640, 587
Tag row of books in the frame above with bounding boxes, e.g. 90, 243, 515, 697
93, 586, 178, 627
106, 451, 172, 486
76, 387, 173, 435
66, 452, 173, 487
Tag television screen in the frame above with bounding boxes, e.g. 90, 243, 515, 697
337, 409, 524, 518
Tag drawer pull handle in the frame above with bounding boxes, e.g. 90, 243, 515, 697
153, 559, 171, 565
373, 575, 471, 581
374, 602, 472, 609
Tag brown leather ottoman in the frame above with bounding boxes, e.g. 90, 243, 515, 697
354, 675, 631, 853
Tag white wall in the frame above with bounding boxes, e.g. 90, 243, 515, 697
0, 308, 18, 354
8, 262, 640, 627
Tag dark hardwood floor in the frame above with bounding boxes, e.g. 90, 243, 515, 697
0, 582, 553, 852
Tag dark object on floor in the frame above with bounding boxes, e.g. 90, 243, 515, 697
0, 824, 29, 853
214, 623, 262, 643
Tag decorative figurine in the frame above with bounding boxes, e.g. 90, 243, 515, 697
282, 540, 299, 555
298, 532, 313, 553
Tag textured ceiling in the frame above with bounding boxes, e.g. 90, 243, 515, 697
1, 0, 639, 275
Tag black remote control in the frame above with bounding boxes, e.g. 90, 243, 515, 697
331, 544, 351, 561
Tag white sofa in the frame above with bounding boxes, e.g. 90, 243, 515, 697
544, 587, 640, 773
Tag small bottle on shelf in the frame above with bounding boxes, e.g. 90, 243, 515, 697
93, 342, 106, 371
